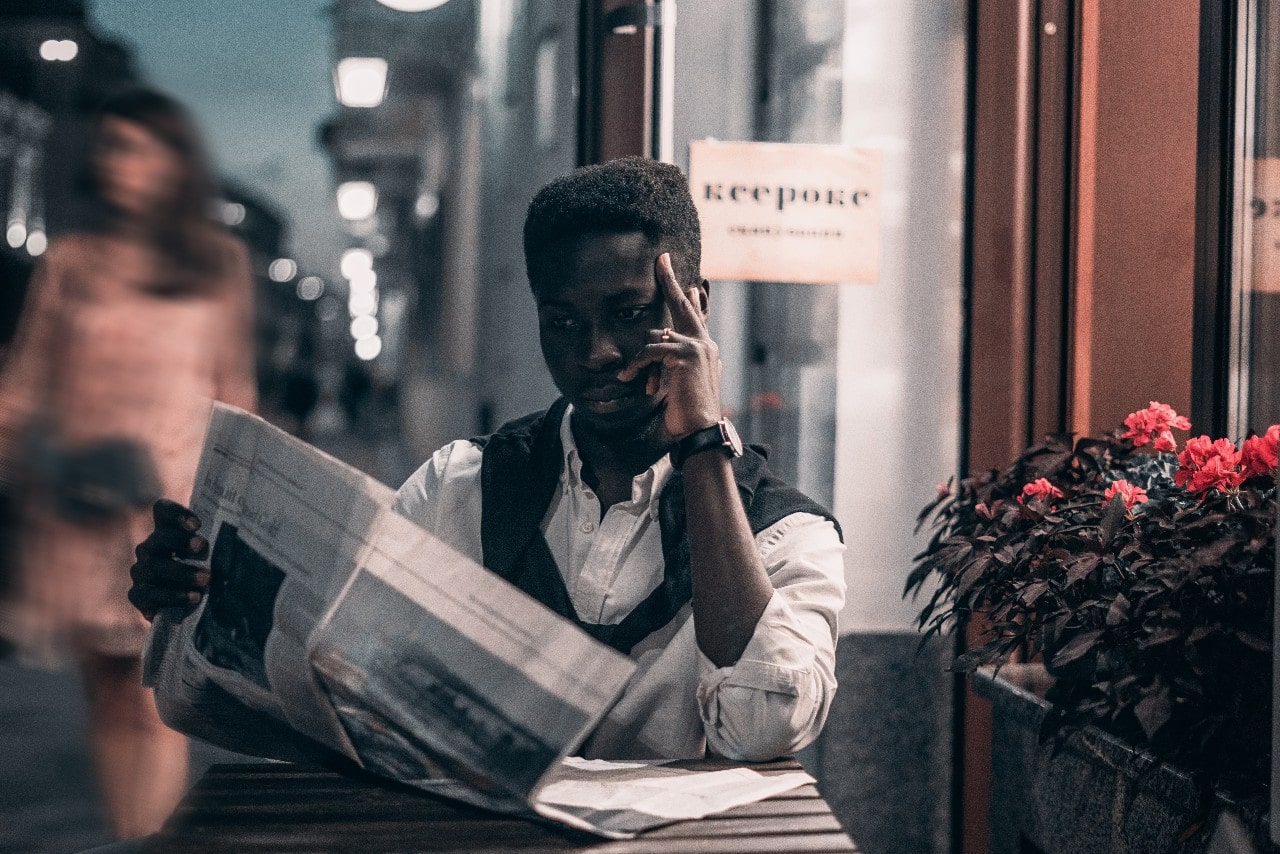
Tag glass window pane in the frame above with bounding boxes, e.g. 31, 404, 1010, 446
1240, 0, 1280, 432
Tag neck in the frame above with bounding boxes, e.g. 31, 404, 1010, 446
105, 212, 154, 243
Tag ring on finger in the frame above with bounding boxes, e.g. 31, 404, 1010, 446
661, 327, 672, 343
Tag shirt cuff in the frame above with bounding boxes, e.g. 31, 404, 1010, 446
695, 592, 829, 760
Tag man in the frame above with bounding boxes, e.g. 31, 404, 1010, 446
130, 157, 845, 762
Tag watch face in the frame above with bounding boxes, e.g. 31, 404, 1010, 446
720, 418, 744, 457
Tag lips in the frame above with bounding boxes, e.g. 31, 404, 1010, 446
577, 382, 646, 415
579, 384, 635, 402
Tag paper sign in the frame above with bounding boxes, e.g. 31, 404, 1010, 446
689, 139, 881, 284
1252, 157, 1280, 293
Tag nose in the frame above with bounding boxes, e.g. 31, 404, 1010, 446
578, 324, 623, 370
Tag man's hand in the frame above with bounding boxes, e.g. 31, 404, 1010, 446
128, 498, 210, 621
617, 252, 722, 441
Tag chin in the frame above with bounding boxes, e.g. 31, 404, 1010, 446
573, 397, 665, 443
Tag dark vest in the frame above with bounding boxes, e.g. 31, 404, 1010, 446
473, 399, 842, 655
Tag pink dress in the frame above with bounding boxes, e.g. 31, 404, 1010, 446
0, 231, 257, 664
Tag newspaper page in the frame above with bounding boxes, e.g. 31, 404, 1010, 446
144, 404, 634, 802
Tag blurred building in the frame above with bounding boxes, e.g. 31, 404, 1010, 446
320, 0, 577, 454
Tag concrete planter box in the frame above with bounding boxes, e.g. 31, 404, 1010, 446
974, 663, 1274, 854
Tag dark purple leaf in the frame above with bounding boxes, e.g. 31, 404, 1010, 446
1187, 626, 1213, 644
1144, 629, 1180, 647
1106, 594, 1130, 627
1134, 686, 1171, 740
955, 556, 994, 598
1236, 632, 1270, 652
1050, 630, 1104, 669
1065, 554, 1102, 585
1020, 579, 1050, 606
1099, 495, 1127, 547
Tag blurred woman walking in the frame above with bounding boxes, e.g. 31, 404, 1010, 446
0, 87, 257, 838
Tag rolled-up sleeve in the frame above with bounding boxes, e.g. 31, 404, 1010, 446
695, 512, 845, 761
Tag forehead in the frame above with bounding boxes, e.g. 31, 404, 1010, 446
98, 115, 165, 150
533, 231, 656, 301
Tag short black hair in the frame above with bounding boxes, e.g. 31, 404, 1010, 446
523, 156, 702, 288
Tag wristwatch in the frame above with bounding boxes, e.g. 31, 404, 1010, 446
671, 418, 744, 469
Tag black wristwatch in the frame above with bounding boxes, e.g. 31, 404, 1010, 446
671, 418, 744, 469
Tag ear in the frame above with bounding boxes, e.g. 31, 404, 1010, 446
693, 278, 711, 319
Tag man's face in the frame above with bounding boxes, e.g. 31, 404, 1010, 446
533, 231, 676, 439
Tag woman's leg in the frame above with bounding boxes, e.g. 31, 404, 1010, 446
79, 651, 188, 839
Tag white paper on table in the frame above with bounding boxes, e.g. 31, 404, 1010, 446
531, 759, 815, 836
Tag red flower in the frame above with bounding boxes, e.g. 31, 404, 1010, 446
1175, 435, 1245, 494
1018, 478, 1064, 505
1241, 425, 1279, 478
1103, 479, 1148, 510
1122, 401, 1191, 448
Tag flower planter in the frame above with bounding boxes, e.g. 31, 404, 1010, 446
974, 663, 1274, 854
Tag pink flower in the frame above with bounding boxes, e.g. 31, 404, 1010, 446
1175, 436, 1245, 494
1122, 401, 1191, 449
1103, 479, 1148, 510
1241, 425, 1279, 478
1018, 478, 1064, 505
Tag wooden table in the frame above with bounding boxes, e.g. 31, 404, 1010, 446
147, 758, 860, 852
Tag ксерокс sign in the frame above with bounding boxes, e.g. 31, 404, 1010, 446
689, 139, 881, 285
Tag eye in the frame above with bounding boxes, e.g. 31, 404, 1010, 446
543, 313, 579, 332
615, 306, 648, 322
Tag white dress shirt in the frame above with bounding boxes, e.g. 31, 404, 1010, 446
393, 405, 846, 761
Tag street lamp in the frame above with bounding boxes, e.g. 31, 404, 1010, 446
336, 181, 377, 221
334, 57, 387, 108
375, 0, 450, 11
355, 335, 382, 360
39, 39, 78, 61
339, 247, 374, 278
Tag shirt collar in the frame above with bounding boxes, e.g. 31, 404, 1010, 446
559, 404, 673, 519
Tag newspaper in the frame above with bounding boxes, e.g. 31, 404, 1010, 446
143, 404, 812, 838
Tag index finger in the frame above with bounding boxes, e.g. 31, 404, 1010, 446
656, 253, 702, 333
153, 498, 201, 533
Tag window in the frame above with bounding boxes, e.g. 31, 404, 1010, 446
1231, 0, 1280, 435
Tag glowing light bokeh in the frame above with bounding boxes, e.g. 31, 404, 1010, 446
268, 258, 298, 282
336, 181, 377, 221
339, 247, 374, 278
334, 57, 388, 108
355, 335, 383, 360
350, 315, 379, 340
376, 0, 450, 10
296, 276, 324, 301
348, 291, 378, 317
220, 201, 246, 226
25, 230, 47, 256
39, 39, 78, 61
347, 269, 377, 293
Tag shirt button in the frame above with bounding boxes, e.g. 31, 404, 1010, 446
579, 520, 595, 534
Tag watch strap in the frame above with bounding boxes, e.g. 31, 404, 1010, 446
672, 420, 738, 469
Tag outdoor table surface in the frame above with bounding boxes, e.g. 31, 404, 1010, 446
146, 757, 860, 853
